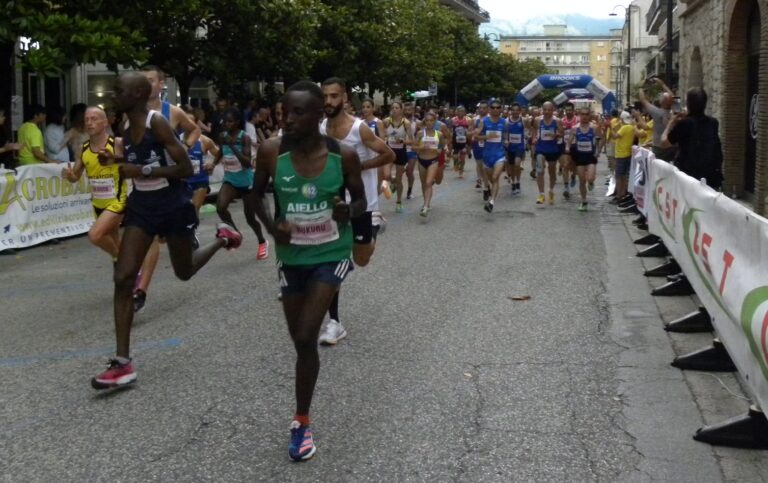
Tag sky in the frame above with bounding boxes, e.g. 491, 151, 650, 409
478, 0, 627, 36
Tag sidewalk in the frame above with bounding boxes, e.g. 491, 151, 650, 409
601, 201, 768, 481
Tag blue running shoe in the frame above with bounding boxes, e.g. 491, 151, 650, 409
289, 421, 316, 461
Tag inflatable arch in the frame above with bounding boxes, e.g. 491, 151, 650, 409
515, 75, 617, 113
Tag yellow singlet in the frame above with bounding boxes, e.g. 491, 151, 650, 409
81, 137, 127, 213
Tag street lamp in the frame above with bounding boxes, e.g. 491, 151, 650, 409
483, 33, 501, 43
610, 4, 641, 106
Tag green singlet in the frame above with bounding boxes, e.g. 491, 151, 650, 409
274, 141, 352, 266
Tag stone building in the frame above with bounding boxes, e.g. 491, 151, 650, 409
678, 0, 767, 214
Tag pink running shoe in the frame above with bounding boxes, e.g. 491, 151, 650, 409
216, 223, 242, 250
257, 240, 270, 260
91, 359, 136, 389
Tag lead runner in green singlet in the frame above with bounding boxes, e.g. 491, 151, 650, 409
252, 80, 367, 462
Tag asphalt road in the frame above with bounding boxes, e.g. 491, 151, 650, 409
1, 159, 765, 482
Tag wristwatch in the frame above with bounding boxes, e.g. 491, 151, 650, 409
141, 165, 153, 177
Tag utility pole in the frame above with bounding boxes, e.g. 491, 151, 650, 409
626, 7, 632, 106
665, 0, 674, 87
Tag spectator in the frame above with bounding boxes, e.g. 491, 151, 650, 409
64, 103, 88, 156
209, 98, 228, 141
0, 107, 22, 168
610, 110, 646, 202
18, 104, 54, 165
661, 87, 723, 190
638, 78, 677, 161
44, 106, 70, 163
194, 107, 211, 134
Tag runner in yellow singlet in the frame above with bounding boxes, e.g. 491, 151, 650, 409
61, 107, 127, 260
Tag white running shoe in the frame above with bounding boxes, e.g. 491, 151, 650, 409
319, 319, 347, 345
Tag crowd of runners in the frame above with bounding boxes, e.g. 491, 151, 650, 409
62, 66, 655, 462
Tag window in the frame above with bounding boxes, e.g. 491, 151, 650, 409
597, 41, 605, 47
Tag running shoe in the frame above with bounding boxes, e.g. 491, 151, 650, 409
216, 223, 242, 250
419, 206, 429, 218
91, 359, 136, 389
484, 201, 493, 213
288, 420, 316, 462
483, 189, 491, 201
381, 180, 392, 200
570, 175, 577, 188
536, 194, 545, 205
406, 189, 413, 200
549, 191, 555, 205
133, 289, 146, 313
395, 202, 403, 213
319, 319, 347, 345
588, 181, 594, 192
578, 202, 588, 212
475, 179, 482, 190
563, 190, 570, 200
257, 240, 269, 260
192, 232, 200, 250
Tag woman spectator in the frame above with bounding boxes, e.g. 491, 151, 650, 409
661, 87, 723, 190
44, 106, 70, 163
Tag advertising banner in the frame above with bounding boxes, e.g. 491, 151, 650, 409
0, 165, 94, 251
647, 158, 768, 413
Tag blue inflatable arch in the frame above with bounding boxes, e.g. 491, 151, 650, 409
515, 75, 617, 113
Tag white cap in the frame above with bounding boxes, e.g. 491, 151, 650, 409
620, 111, 632, 123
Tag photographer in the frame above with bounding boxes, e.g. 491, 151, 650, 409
639, 77, 678, 161
661, 87, 723, 190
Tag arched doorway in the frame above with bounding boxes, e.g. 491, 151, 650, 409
723, 0, 761, 204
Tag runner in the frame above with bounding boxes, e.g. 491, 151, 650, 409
505, 103, 526, 196
560, 103, 579, 200
476, 100, 508, 213
570, 107, 599, 211
319, 77, 394, 345
604, 109, 619, 185
361, 98, 392, 200
414, 111, 442, 217
61, 107, 127, 260
471, 101, 489, 197
383, 101, 413, 213
531, 102, 563, 205
451, 106, 470, 179
403, 102, 419, 200
251, 80, 365, 462
90, 73, 240, 390
432, 108, 452, 186
213, 108, 270, 260
133, 65, 203, 313
181, 106, 219, 223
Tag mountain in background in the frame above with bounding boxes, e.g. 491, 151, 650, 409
481, 14, 623, 37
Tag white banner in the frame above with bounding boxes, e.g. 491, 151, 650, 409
0, 164, 94, 251
630, 146, 654, 217
647, 158, 768, 413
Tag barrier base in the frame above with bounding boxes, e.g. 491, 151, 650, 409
652, 276, 695, 296
632, 214, 647, 226
694, 406, 768, 449
619, 199, 636, 208
644, 259, 680, 277
634, 234, 661, 245
619, 204, 640, 215
636, 222, 649, 231
671, 339, 737, 372
637, 242, 670, 258
665, 307, 714, 333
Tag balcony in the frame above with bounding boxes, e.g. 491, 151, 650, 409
647, 0, 677, 35
439, 0, 490, 24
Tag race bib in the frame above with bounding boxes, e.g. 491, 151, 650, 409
287, 210, 339, 245
191, 157, 201, 175
478, 140, 485, 148
456, 135, 467, 144
577, 141, 594, 153
486, 130, 502, 143
222, 154, 242, 173
509, 134, 522, 145
541, 129, 555, 141
388, 137, 404, 149
133, 162, 169, 191
90, 178, 115, 200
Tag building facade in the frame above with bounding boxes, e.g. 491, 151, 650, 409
617, 0, 661, 107
439, 0, 490, 26
645, 0, 681, 88
677, 0, 767, 214
499, 25, 616, 95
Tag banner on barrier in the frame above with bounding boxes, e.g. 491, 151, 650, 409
647, 159, 768, 413
0, 165, 94, 251
630, 147, 654, 217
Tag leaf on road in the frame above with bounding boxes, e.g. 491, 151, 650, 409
508, 295, 531, 301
